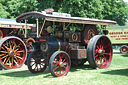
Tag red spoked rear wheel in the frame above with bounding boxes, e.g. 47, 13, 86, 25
0, 36, 27, 69
87, 35, 112, 69
27, 50, 47, 73
120, 45, 128, 53
49, 51, 71, 77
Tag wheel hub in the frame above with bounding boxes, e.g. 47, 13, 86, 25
59, 62, 64, 67
123, 48, 126, 51
99, 49, 104, 56
8, 50, 15, 57
35, 59, 41, 64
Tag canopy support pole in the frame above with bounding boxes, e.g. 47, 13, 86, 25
25, 20, 27, 38
36, 18, 39, 38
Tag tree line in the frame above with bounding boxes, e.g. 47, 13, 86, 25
0, 0, 128, 25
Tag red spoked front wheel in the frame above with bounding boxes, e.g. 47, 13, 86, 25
49, 51, 71, 77
27, 50, 47, 73
87, 35, 112, 69
0, 36, 27, 69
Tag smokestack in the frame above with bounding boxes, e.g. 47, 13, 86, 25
45, 8, 54, 14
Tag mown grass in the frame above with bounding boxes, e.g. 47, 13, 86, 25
0, 53, 128, 85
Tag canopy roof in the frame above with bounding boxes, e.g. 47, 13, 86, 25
0, 18, 33, 29
16, 12, 116, 25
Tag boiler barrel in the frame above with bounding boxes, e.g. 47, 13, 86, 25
40, 39, 68, 53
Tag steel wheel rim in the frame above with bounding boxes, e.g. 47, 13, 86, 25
52, 53, 70, 77
94, 36, 112, 68
121, 47, 127, 53
30, 50, 46, 72
0, 37, 26, 69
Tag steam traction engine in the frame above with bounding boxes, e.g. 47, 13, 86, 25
0, 18, 33, 70
0, 9, 116, 77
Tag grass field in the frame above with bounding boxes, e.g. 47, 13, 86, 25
0, 52, 128, 85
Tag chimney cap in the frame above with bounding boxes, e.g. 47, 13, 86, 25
45, 8, 54, 13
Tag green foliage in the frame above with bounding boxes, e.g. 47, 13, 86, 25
0, 0, 128, 25
37, 0, 128, 26
0, 3, 9, 18
0, 0, 38, 18
102, 0, 128, 25
7, 0, 38, 18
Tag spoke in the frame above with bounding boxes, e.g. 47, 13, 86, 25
14, 48, 20, 52
14, 43, 21, 51
97, 40, 101, 46
12, 39, 16, 46
10, 41, 12, 50
55, 68, 58, 75
104, 52, 110, 55
63, 66, 67, 69
53, 66, 59, 71
17, 50, 25, 53
63, 62, 68, 65
39, 64, 42, 70
13, 45, 16, 50
16, 43, 21, 48
53, 60, 59, 66
40, 60, 45, 63
100, 45, 101, 49
30, 60, 35, 62
62, 59, 66, 63
34, 64, 37, 70
0, 51, 8, 53
104, 44, 110, 49
13, 59, 18, 65
95, 54, 98, 58
31, 63, 36, 67
100, 57, 103, 65
14, 56, 19, 63
3, 57, 7, 64
15, 53, 20, 56
103, 55, 107, 62
15, 56, 23, 60
61, 67, 64, 73
36, 65, 39, 71
53, 63, 58, 66
9, 60, 11, 66
6, 41, 8, 47
5, 56, 10, 64
40, 63, 45, 66
96, 46, 100, 50
0, 54, 6, 57
3, 44, 9, 50
59, 67, 61, 74
11, 57, 13, 66
1, 55, 8, 59
95, 58, 99, 64
1, 47, 6, 51
95, 50, 98, 54
102, 46, 104, 50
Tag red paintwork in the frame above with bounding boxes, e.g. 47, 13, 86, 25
94, 36, 112, 68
